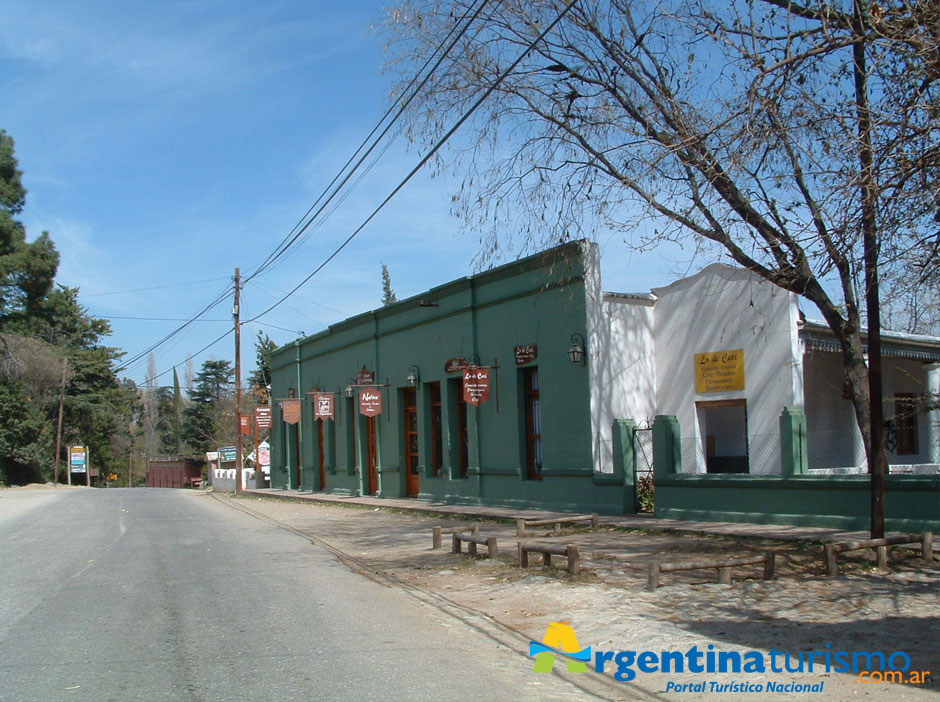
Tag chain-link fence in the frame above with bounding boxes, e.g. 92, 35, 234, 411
677, 433, 781, 475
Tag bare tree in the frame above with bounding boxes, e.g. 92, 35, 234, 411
384, 0, 939, 536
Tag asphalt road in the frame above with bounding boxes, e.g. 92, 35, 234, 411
0, 488, 592, 702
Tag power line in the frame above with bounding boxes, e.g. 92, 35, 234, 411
82, 276, 231, 297
246, 0, 580, 324
107, 315, 231, 322
119, 3, 490, 384
140, 326, 234, 387
243, 0, 494, 284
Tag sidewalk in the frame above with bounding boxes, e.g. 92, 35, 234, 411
242, 487, 865, 542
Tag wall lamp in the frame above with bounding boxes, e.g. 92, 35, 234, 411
344, 381, 354, 398
406, 365, 420, 388
568, 333, 586, 365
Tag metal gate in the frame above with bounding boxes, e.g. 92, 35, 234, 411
634, 421, 654, 513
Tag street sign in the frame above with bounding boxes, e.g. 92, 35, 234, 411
219, 446, 237, 462
240, 415, 250, 435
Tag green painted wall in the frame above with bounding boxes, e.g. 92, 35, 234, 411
267, 242, 631, 514
655, 474, 940, 532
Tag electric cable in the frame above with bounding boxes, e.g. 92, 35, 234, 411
243, 0, 493, 284
246, 0, 580, 324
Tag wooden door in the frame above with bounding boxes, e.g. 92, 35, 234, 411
366, 416, 378, 495
403, 388, 419, 497
317, 420, 325, 491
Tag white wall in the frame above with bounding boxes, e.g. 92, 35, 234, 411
585, 243, 656, 473
651, 264, 803, 474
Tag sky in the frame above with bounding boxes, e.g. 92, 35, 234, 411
0, 0, 696, 389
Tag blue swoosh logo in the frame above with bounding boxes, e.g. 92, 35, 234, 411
529, 641, 592, 662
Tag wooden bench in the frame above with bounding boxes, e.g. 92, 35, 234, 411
432, 524, 479, 550
823, 532, 934, 576
516, 513, 598, 538
517, 542, 581, 575
452, 532, 498, 559
647, 552, 776, 590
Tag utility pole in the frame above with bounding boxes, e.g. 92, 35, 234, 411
234, 267, 243, 496
54, 358, 67, 485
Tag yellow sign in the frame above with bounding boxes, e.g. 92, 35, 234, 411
694, 349, 745, 393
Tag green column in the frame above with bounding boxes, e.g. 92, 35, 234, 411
652, 415, 681, 479
612, 419, 637, 513
779, 406, 808, 475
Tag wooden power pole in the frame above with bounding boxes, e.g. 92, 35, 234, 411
234, 267, 243, 496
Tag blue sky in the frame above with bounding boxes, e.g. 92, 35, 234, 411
1, 0, 689, 388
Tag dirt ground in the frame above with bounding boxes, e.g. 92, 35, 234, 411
219, 493, 938, 701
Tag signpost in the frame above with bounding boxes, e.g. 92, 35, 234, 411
254, 405, 272, 429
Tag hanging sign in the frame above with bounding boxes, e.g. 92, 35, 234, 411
281, 398, 302, 424
219, 446, 237, 462
240, 415, 250, 435
254, 405, 272, 429
444, 358, 469, 374
694, 349, 745, 394
359, 388, 382, 417
356, 367, 375, 385
514, 344, 537, 365
314, 392, 335, 421
462, 367, 490, 406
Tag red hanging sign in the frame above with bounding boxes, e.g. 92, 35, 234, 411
444, 358, 469, 374
240, 415, 250, 435
314, 393, 335, 421
281, 398, 302, 425
357, 367, 375, 385
359, 388, 382, 417
462, 367, 490, 406
514, 344, 537, 365
254, 405, 272, 429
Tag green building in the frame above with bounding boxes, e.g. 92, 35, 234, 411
268, 241, 629, 514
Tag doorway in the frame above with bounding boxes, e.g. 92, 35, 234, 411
403, 388, 419, 497
696, 399, 749, 473
317, 420, 325, 491
365, 415, 378, 495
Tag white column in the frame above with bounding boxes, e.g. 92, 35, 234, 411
927, 363, 940, 465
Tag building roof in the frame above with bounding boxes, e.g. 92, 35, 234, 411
801, 319, 940, 361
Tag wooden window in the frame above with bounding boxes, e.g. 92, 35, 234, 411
523, 367, 542, 480
429, 382, 443, 477
894, 393, 918, 455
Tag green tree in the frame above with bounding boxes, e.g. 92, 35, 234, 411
183, 359, 234, 455
381, 263, 398, 306
0, 129, 126, 484
247, 331, 277, 403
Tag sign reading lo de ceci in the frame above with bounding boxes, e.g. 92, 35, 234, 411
462, 367, 490, 406
694, 348, 745, 393
514, 344, 537, 365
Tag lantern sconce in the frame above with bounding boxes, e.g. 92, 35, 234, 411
344, 380, 354, 399
568, 333, 586, 365
406, 365, 420, 388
